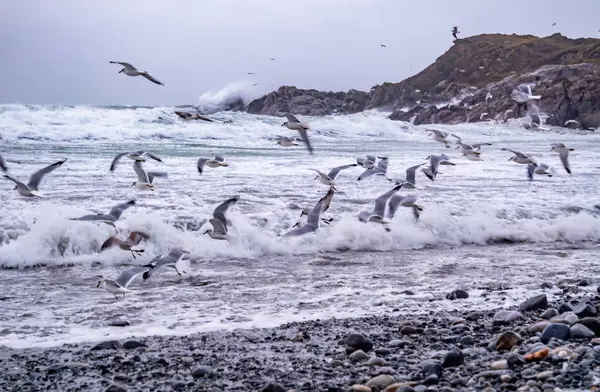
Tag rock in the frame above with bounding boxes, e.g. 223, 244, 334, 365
389, 339, 406, 348
477, 370, 512, 379
351, 385, 372, 392
367, 357, 386, 366
261, 383, 286, 392
537, 370, 554, 380
172, 381, 186, 391
506, 352, 525, 367
528, 321, 550, 333
421, 359, 443, 377
442, 348, 464, 368
576, 317, 600, 336
446, 289, 469, 300
570, 324, 595, 339
385, 385, 416, 392
122, 340, 147, 350
349, 349, 370, 362
490, 360, 508, 370
519, 294, 548, 312
541, 282, 553, 289
345, 333, 374, 354
573, 302, 597, 318
109, 320, 130, 327
493, 310, 523, 325
558, 302, 575, 314
400, 325, 417, 335
46, 364, 64, 374
375, 347, 391, 355
365, 374, 396, 390
540, 323, 571, 343
550, 311, 578, 325
91, 340, 121, 351
459, 336, 475, 346
191, 365, 214, 378
105, 386, 127, 392
180, 356, 194, 365
496, 331, 522, 351
424, 374, 439, 385
541, 308, 559, 319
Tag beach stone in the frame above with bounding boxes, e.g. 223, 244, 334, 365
442, 348, 464, 368
105, 386, 127, 392
537, 370, 554, 380
570, 324, 595, 339
466, 312, 480, 321
541, 282, 553, 289
191, 365, 213, 378
496, 331, 522, 351
446, 289, 469, 300
421, 359, 443, 378
261, 383, 286, 392
550, 311, 578, 325
573, 302, 597, 318
109, 320, 130, 327
490, 360, 508, 370
367, 357, 386, 366
351, 385, 372, 392
424, 374, 439, 385
558, 302, 575, 314
528, 321, 550, 334
400, 325, 418, 335
506, 352, 525, 367
375, 347, 392, 356
366, 374, 396, 389
180, 356, 194, 365
493, 310, 524, 325
349, 349, 370, 362
91, 340, 121, 351
172, 381, 186, 391
477, 370, 512, 378
384, 384, 417, 392
122, 340, 147, 350
519, 294, 548, 312
389, 339, 406, 348
576, 317, 600, 336
346, 333, 374, 353
541, 308, 559, 319
459, 335, 474, 346
540, 323, 570, 343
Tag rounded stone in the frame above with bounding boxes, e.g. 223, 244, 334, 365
345, 333, 374, 353
191, 365, 214, 378
540, 323, 570, 343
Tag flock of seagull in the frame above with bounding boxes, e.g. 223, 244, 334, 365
0, 59, 577, 299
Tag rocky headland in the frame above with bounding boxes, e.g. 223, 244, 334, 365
245, 33, 600, 129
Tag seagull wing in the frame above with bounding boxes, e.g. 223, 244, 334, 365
110, 61, 136, 71
197, 158, 209, 174
357, 168, 378, 181
209, 218, 228, 235
305, 197, 325, 228
133, 161, 150, 183
213, 195, 240, 227
559, 150, 571, 174
387, 195, 405, 219
326, 164, 357, 180
284, 113, 301, 123
373, 185, 401, 217
297, 129, 313, 155
366, 155, 377, 163
115, 266, 151, 288
527, 163, 536, 181
0, 154, 6, 172
27, 159, 67, 191
147, 172, 168, 183
108, 200, 136, 220
110, 152, 129, 171
405, 163, 424, 183
501, 148, 527, 158
320, 187, 335, 213
213, 155, 225, 162
141, 152, 162, 162
141, 72, 164, 85
377, 158, 389, 172
126, 231, 150, 246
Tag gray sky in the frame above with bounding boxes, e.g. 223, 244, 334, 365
1, 0, 598, 106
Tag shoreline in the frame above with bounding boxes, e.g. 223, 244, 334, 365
2, 279, 599, 392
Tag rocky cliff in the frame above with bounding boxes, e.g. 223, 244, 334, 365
245, 33, 600, 128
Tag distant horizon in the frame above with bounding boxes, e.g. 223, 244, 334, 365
1, 0, 599, 106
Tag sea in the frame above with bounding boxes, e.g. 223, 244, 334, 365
1, 100, 600, 349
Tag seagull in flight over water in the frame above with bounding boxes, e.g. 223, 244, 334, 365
109, 61, 164, 85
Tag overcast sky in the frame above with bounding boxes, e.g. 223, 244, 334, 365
0, 0, 598, 106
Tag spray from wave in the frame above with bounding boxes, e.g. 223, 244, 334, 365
196, 82, 259, 115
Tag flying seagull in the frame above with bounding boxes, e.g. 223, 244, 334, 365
427, 129, 459, 148
97, 266, 151, 299
197, 156, 229, 174
270, 57, 275, 61
358, 157, 388, 181
248, 72, 254, 75
550, 143, 574, 174
70, 200, 136, 226
4, 159, 67, 197
203, 195, 240, 240
502, 148, 537, 166
357, 155, 377, 169
527, 163, 553, 181
552, 22, 557, 26
310, 164, 357, 190
132, 161, 167, 191
389, 163, 425, 189
282, 113, 313, 155
358, 185, 402, 231
380, 44, 387, 48
142, 248, 191, 281
283, 196, 325, 237
110, 151, 162, 172
452, 26, 460, 39
100, 231, 150, 259
422, 154, 455, 181
109, 61, 164, 85
292, 188, 335, 228
0, 154, 7, 172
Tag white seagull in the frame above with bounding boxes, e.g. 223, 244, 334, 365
527, 163, 553, 181
197, 156, 229, 174
110, 151, 162, 172
358, 185, 402, 231
283, 195, 326, 237
109, 61, 164, 85
142, 248, 191, 280
426, 129, 460, 148
422, 154, 455, 181
203, 195, 240, 240
390, 163, 425, 189
282, 113, 313, 155
502, 148, 537, 166
550, 143, 574, 174
70, 200, 136, 226
4, 159, 67, 197
96, 266, 151, 299
132, 161, 167, 191
357, 157, 389, 181
310, 164, 357, 190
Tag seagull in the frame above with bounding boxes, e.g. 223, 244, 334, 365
109, 61, 164, 85
142, 248, 191, 280
252, 83, 258, 87
550, 143, 574, 174
4, 159, 67, 197
70, 200, 136, 226
552, 22, 557, 26
389, 163, 425, 189
357, 157, 389, 181
282, 113, 313, 155
426, 129, 459, 148
387, 194, 424, 221
527, 163, 553, 181
357, 155, 377, 169
564, 119, 580, 129
454, 136, 492, 154
292, 188, 335, 228
197, 156, 229, 174
502, 148, 537, 166
132, 161, 167, 191
452, 26, 460, 39
463, 151, 484, 161
97, 266, 151, 299
276, 136, 299, 147
511, 84, 541, 103
248, 72, 254, 75
310, 164, 357, 189
422, 154, 455, 181
110, 151, 162, 172
100, 231, 150, 259
358, 185, 402, 231
270, 57, 275, 61
380, 44, 387, 48
485, 92, 493, 102
203, 195, 240, 240
283, 195, 325, 237
0, 154, 6, 172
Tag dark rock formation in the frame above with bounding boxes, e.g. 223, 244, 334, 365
245, 33, 600, 127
